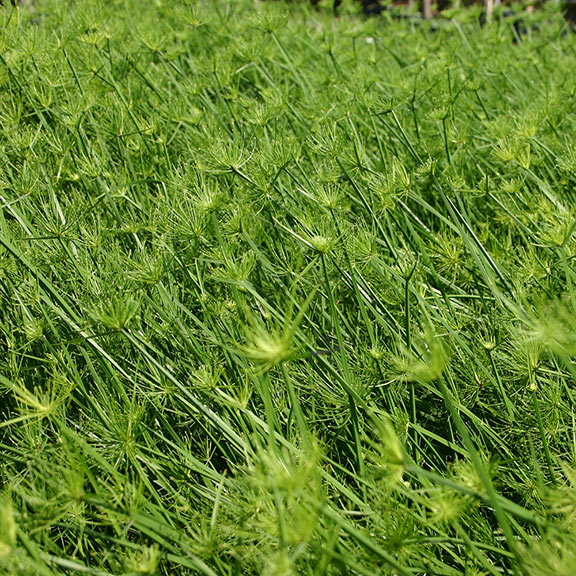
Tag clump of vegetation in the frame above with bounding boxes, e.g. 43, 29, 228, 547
1, 0, 576, 574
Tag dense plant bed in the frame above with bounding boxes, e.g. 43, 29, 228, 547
1, 1, 576, 574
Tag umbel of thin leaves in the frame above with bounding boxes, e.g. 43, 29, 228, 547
241, 324, 296, 369
90, 295, 140, 331
392, 332, 448, 384
238, 290, 315, 371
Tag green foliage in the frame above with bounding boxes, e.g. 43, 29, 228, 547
1, 0, 575, 574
